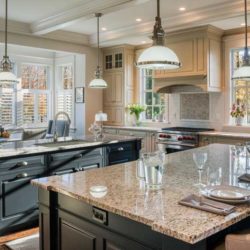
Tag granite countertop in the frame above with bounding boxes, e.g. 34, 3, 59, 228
32, 144, 250, 244
199, 131, 250, 138
104, 125, 160, 132
0, 135, 140, 159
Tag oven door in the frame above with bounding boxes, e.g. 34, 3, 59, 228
157, 142, 195, 154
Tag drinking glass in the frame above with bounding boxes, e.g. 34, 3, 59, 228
193, 151, 208, 189
142, 151, 164, 190
245, 142, 250, 174
235, 143, 244, 156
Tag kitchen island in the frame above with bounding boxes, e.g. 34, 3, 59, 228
0, 135, 141, 235
32, 144, 250, 250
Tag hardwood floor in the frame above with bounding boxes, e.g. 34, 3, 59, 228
0, 228, 38, 246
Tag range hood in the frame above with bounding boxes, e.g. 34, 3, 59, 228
151, 25, 223, 94
154, 74, 208, 94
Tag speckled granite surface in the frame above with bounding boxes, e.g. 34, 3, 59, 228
0, 135, 139, 159
104, 125, 160, 132
32, 144, 250, 244
199, 131, 250, 138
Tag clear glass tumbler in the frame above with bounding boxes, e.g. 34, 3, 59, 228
142, 151, 164, 190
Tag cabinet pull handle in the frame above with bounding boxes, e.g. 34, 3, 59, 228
16, 173, 28, 179
74, 154, 83, 159
118, 147, 124, 151
9, 161, 28, 170
17, 161, 28, 167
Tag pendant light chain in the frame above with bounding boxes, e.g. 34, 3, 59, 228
243, 0, 250, 66
5, 0, 8, 58
97, 14, 100, 69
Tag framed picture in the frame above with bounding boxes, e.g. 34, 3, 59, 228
75, 87, 84, 103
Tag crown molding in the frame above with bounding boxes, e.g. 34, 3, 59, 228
89, 0, 249, 46
30, 0, 150, 35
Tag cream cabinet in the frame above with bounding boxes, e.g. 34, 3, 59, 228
199, 135, 250, 146
154, 26, 223, 92
103, 127, 157, 152
103, 46, 135, 126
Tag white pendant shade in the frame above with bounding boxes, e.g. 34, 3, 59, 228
137, 45, 181, 70
232, 65, 250, 80
89, 78, 107, 89
0, 71, 18, 83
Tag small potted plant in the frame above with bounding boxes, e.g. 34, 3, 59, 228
127, 104, 146, 126
230, 101, 246, 126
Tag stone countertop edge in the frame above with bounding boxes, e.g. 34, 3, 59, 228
104, 125, 160, 132
199, 131, 250, 138
0, 135, 141, 160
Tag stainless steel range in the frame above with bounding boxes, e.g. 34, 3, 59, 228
157, 127, 214, 154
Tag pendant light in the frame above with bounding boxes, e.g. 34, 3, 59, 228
0, 0, 18, 84
89, 13, 107, 88
232, 0, 250, 80
136, 0, 181, 70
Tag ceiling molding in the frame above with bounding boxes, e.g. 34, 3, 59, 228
30, 0, 150, 35
89, 0, 249, 46
43, 30, 89, 46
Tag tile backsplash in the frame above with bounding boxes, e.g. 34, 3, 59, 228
180, 93, 209, 120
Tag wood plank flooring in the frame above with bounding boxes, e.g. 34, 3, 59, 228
0, 227, 38, 246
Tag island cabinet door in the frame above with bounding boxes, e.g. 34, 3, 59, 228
57, 210, 152, 250
0, 167, 45, 235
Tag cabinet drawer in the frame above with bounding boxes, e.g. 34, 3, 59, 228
50, 149, 102, 165
103, 128, 117, 135
0, 167, 45, 218
118, 130, 146, 138
0, 155, 45, 171
107, 143, 134, 153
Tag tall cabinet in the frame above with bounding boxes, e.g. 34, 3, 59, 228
102, 46, 135, 125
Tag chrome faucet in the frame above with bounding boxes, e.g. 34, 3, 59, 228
53, 111, 71, 142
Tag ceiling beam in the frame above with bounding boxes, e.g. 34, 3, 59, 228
89, 0, 250, 47
30, 0, 150, 35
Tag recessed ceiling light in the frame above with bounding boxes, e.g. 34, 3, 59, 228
179, 7, 186, 11
136, 18, 142, 22
241, 23, 245, 26
101, 27, 107, 31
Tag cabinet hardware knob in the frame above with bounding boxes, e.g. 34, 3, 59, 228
16, 173, 28, 179
118, 147, 124, 151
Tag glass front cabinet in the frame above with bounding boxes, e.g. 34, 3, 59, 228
104, 49, 123, 71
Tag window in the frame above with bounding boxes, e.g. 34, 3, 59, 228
21, 64, 50, 126
141, 69, 167, 120
0, 83, 15, 126
55, 64, 74, 123
231, 48, 250, 124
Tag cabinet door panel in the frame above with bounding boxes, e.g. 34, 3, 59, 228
60, 220, 97, 250
103, 73, 113, 106
113, 72, 123, 105
2, 176, 38, 217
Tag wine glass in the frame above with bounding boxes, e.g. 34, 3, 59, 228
193, 151, 208, 189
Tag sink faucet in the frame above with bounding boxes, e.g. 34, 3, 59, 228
53, 111, 71, 142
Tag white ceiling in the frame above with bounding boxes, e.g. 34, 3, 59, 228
0, 0, 249, 47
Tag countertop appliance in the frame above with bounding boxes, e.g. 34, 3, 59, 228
157, 127, 214, 154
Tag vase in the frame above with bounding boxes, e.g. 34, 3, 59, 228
235, 117, 243, 126
132, 114, 141, 126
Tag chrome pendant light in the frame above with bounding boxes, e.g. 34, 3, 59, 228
232, 0, 250, 80
89, 13, 107, 89
136, 0, 181, 70
0, 0, 18, 84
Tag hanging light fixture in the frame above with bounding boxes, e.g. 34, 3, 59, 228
232, 0, 250, 80
136, 0, 181, 70
0, 0, 18, 84
89, 13, 107, 88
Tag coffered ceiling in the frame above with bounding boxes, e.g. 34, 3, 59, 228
0, 0, 249, 47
